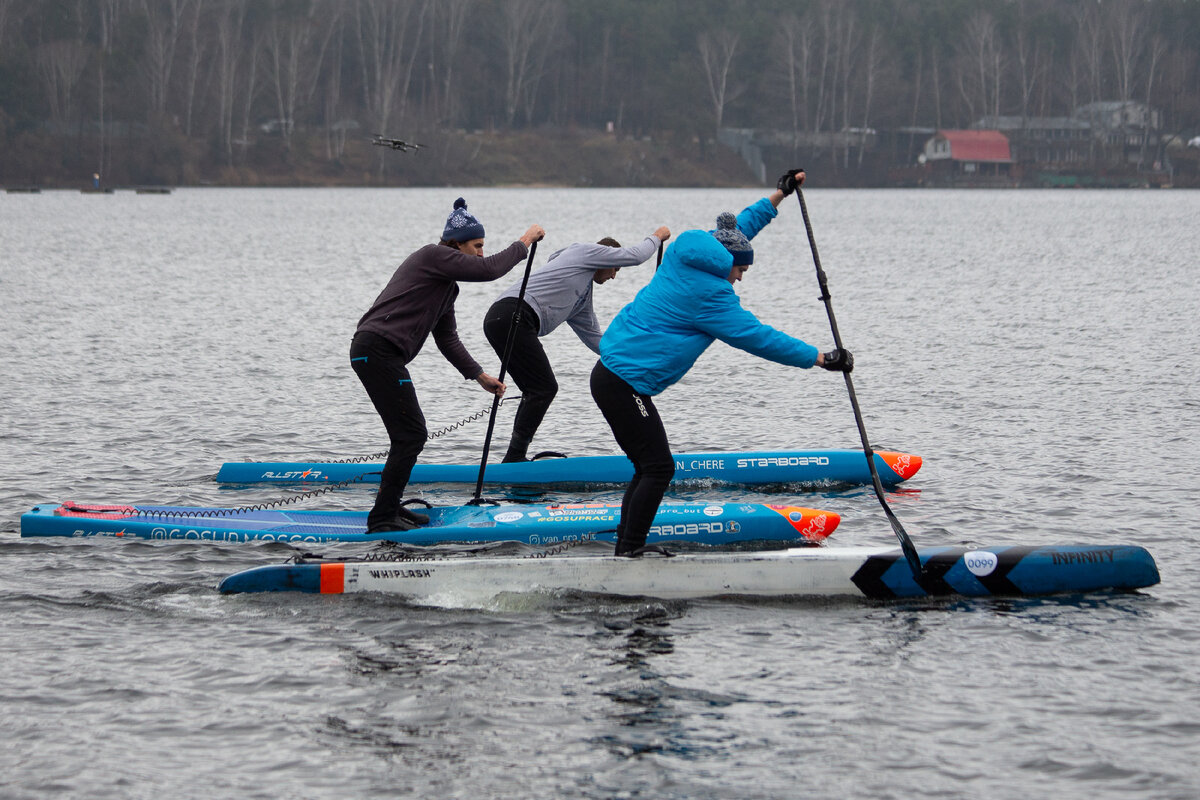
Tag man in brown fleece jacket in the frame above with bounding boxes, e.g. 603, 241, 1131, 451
351, 197, 544, 533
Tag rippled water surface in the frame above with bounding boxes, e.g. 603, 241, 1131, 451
2, 187, 1199, 799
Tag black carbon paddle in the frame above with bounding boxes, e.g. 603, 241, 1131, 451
794, 188, 925, 582
471, 240, 538, 505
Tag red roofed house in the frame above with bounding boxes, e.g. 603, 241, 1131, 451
921, 130, 1014, 185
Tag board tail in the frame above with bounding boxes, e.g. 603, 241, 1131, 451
875, 451, 922, 480
764, 504, 838, 541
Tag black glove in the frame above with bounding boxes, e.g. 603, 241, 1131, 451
820, 348, 853, 373
777, 168, 804, 196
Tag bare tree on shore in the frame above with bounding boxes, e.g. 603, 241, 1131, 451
213, 0, 248, 167
141, 0, 191, 124
263, 0, 337, 152
955, 10, 1003, 123
500, 0, 562, 128
35, 39, 88, 125
697, 28, 740, 132
426, 0, 472, 128
773, 14, 812, 152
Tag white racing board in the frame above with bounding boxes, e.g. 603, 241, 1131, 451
218, 543, 1159, 603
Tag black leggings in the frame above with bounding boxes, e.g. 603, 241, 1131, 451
350, 331, 427, 530
483, 297, 558, 445
589, 360, 675, 546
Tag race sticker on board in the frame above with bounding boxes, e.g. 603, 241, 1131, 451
963, 550, 999, 577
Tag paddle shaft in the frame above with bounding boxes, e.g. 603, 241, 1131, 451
794, 189, 925, 581
471, 241, 538, 504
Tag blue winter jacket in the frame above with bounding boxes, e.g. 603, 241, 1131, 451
599, 199, 819, 396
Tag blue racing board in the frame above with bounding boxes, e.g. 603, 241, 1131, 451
217, 544, 1160, 602
20, 500, 839, 547
215, 449, 921, 487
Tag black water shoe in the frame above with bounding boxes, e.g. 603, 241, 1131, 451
615, 536, 647, 557
502, 434, 532, 463
366, 516, 418, 534
397, 506, 430, 525
616, 544, 674, 558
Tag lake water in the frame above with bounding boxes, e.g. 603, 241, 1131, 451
2, 186, 1198, 799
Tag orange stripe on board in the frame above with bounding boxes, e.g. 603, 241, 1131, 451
764, 505, 840, 541
319, 563, 345, 594
877, 451, 922, 480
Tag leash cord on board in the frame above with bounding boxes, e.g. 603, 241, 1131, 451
327, 395, 523, 464
131, 398, 526, 520
131, 398, 528, 521
132, 472, 430, 520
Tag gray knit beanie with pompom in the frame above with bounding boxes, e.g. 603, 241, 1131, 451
711, 212, 753, 266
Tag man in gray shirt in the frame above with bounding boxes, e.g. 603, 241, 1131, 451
482, 225, 670, 463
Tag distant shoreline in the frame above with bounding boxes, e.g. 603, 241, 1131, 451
4, 127, 1194, 191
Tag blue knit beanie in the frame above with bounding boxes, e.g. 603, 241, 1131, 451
442, 197, 485, 242
711, 212, 753, 266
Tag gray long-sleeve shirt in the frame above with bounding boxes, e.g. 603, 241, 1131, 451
495, 236, 659, 354
357, 240, 528, 377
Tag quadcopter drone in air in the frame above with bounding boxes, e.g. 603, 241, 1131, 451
371, 134, 424, 153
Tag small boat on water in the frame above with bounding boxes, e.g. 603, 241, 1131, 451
20, 499, 839, 547
215, 449, 921, 488
217, 543, 1160, 602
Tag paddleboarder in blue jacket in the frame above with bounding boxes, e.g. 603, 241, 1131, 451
591, 170, 854, 556
352, 198, 544, 533
482, 225, 671, 463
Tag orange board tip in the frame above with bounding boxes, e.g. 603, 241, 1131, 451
877, 452, 922, 480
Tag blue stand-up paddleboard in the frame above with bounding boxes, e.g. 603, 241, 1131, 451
216, 544, 1159, 602
214, 449, 921, 487
20, 500, 839, 547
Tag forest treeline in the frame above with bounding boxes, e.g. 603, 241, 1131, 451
1, 0, 1198, 187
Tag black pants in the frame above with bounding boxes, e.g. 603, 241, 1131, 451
589, 360, 675, 548
483, 297, 558, 449
350, 331, 426, 530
